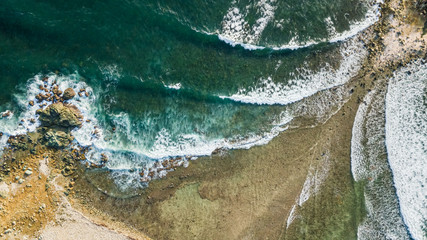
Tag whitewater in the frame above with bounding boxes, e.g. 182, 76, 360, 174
385, 60, 427, 240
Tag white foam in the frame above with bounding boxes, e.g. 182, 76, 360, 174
0, 73, 292, 190
328, 0, 383, 44
220, 0, 277, 47
0, 75, 61, 154
286, 204, 297, 228
0, 72, 292, 187
351, 90, 376, 181
325, 17, 338, 38
298, 152, 331, 206
220, 39, 367, 105
82, 110, 293, 166
386, 60, 427, 240
164, 82, 182, 90
351, 86, 410, 239
217, 0, 382, 51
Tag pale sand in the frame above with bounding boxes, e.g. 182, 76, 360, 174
38, 198, 130, 240
38, 170, 134, 240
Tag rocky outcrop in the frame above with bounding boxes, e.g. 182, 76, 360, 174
43, 129, 74, 149
36, 103, 83, 128
7, 135, 30, 150
63, 88, 76, 100
416, 0, 427, 15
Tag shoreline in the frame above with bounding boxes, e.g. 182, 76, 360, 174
0, 0, 426, 239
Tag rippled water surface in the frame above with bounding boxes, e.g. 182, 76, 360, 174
0, 0, 380, 191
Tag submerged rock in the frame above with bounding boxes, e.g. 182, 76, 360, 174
1, 110, 12, 118
36, 102, 82, 128
63, 88, 76, 100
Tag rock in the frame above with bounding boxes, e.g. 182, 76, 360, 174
37, 102, 82, 128
52, 85, 60, 95
100, 153, 108, 163
1, 111, 11, 118
29, 100, 34, 106
43, 130, 73, 149
63, 88, 76, 100
18, 179, 24, 184
53, 94, 60, 102
4, 229, 11, 234
24, 170, 33, 176
416, 0, 427, 15
35, 93, 48, 102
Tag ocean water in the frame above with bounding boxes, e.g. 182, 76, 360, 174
0, 0, 381, 192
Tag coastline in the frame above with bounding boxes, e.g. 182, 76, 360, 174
70, 0, 427, 237
0, 0, 426, 239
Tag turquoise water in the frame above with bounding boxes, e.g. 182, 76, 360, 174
0, 0, 379, 187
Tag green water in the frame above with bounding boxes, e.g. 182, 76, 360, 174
0, 0, 378, 187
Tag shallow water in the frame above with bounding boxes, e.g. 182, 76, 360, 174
351, 87, 410, 240
0, 0, 379, 190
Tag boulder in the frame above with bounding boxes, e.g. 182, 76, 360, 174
35, 93, 48, 102
416, 0, 427, 15
44, 130, 73, 148
36, 102, 82, 128
1, 111, 11, 118
52, 85, 62, 96
63, 88, 76, 100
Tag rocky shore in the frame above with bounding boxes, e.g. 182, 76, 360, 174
0, 0, 426, 239
0, 78, 150, 239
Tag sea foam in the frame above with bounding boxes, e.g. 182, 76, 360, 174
351, 87, 409, 239
217, 0, 382, 50
1, 71, 296, 188
220, 0, 277, 48
385, 60, 427, 240
220, 38, 367, 105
